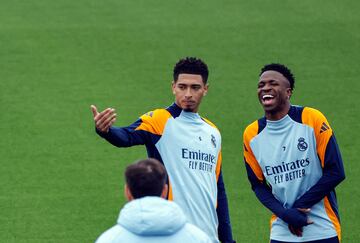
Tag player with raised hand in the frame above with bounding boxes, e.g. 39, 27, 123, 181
91, 57, 235, 243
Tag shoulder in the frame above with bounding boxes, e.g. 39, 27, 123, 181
302, 106, 327, 119
139, 108, 172, 122
301, 106, 331, 130
201, 117, 219, 131
243, 120, 260, 143
180, 223, 212, 242
95, 225, 126, 243
136, 108, 173, 135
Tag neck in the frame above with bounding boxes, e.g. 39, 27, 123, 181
265, 103, 291, 121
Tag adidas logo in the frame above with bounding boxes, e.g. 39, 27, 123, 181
244, 144, 248, 152
320, 122, 330, 133
145, 111, 154, 117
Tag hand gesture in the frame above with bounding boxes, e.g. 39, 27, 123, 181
91, 105, 117, 133
288, 208, 313, 237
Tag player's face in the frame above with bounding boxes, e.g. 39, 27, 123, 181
172, 73, 208, 112
257, 70, 292, 119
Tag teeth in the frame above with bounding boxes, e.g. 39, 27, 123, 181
262, 94, 274, 99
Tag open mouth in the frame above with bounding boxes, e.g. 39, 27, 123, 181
261, 94, 275, 105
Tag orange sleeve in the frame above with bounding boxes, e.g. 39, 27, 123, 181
135, 109, 172, 135
202, 117, 222, 180
167, 181, 174, 201
243, 121, 264, 182
302, 107, 333, 168
216, 150, 222, 180
202, 117, 220, 131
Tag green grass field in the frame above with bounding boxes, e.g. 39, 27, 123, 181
1, 0, 359, 242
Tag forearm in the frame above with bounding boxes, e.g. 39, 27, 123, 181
245, 163, 308, 227
292, 167, 345, 209
96, 123, 146, 147
293, 136, 345, 209
253, 182, 285, 217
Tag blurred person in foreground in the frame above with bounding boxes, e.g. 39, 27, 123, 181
95, 158, 212, 243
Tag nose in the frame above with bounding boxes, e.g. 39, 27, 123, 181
185, 88, 192, 98
261, 83, 272, 92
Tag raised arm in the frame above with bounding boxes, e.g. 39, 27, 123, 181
91, 105, 148, 147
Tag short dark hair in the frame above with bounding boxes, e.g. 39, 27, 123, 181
173, 57, 209, 84
260, 63, 295, 90
125, 158, 167, 199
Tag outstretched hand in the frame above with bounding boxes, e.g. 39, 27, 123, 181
288, 208, 313, 237
91, 105, 117, 133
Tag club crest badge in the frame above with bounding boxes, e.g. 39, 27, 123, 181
211, 135, 216, 148
297, 137, 308, 151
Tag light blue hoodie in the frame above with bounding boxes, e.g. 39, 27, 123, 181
95, 196, 212, 243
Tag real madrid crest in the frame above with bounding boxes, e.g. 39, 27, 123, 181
211, 134, 216, 148
297, 137, 308, 151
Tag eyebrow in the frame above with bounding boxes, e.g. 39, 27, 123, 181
259, 79, 278, 83
177, 83, 202, 87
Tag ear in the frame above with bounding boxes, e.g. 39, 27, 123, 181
160, 184, 169, 199
124, 184, 134, 201
203, 83, 209, 96
171, 81, 176, 95
287, 88, 292, 99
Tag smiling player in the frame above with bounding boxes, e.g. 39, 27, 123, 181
243, 63, 345, 242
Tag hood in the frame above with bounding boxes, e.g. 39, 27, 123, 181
117, 196, 186, 236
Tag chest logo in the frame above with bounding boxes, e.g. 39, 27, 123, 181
297, 137, 308, 151
211, 135, 216, 148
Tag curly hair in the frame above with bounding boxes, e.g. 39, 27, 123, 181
260, 63, 295, 90
173, 57, 209, 84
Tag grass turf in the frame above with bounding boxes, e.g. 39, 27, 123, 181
1, 0, 359, 242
